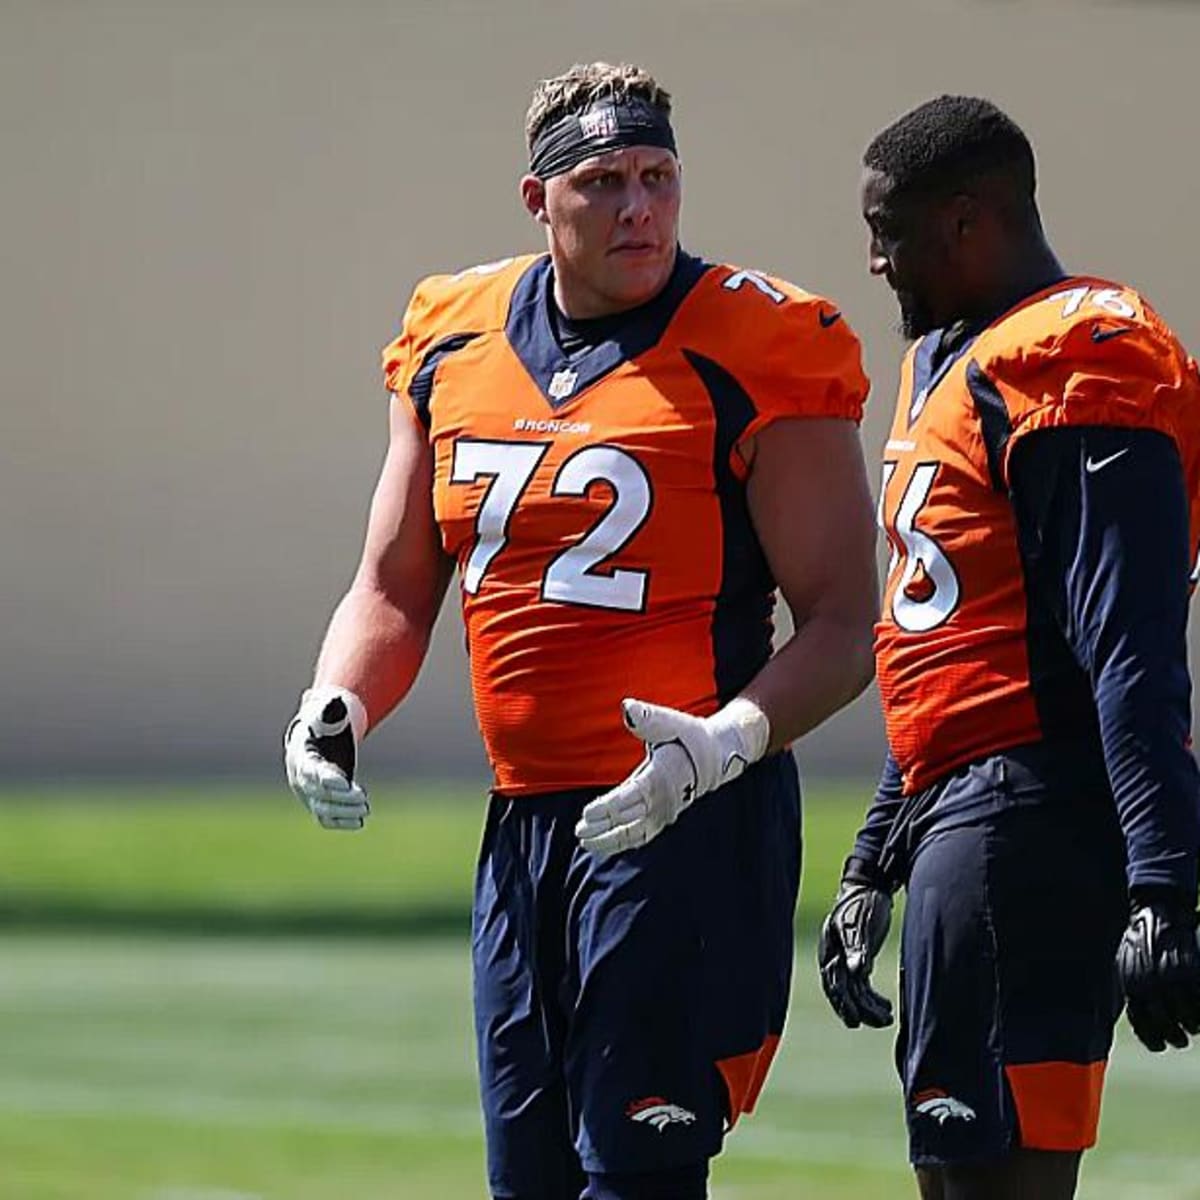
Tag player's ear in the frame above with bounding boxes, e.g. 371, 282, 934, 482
948, 192, 979, 241
520, 174, 550, 226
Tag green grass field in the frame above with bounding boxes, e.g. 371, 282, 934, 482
0, 781, 858, 938
3, 784, 1199, 1199
3, 935, 1199, 1200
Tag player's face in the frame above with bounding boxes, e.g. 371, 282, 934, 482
862, 168, 959, 339
523, 146, 681, 318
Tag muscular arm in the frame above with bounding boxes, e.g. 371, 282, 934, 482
575, 415, 878, 858
312, 399, 455, 730
740, 417, 879, 751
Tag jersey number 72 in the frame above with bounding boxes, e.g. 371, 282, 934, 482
450, 438, 652, 612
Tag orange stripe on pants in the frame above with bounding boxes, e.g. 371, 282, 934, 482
1004, 1060, 1108, 1151
717, 1034, 781, 1127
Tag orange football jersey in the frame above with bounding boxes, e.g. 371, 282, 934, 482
876, 276, 1200, 794
383, 251, 867, 794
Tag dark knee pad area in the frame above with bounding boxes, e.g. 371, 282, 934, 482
920, 1147, 1082, 1200
585, 1161, 709, 1200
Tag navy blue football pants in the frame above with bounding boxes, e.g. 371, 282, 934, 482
472, 753, 801, 1198
896, 757, 1127, 1165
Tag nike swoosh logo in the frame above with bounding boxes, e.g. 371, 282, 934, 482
819, 309, 842, 328
1091, 325, 1135, 343
1085, 448, 1130, 473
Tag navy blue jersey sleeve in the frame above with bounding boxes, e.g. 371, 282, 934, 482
1009, 425, 1200, 896
848, 751, 905, 887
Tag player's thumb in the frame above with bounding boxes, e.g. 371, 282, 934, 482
621, 698, 688, 745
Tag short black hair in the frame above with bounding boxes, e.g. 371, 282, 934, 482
864, 95, 1035, 201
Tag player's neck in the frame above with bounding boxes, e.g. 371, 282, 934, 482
963, 239, 1065, 329
550, 246, 679, 320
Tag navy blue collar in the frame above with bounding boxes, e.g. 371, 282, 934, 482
908, 274, 1070, 427
907, 319, 988, 428
908, 329, 966, 427
505, 249, 709, 409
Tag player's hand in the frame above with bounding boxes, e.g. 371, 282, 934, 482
575, 696, 770, 857
1117, 890, 1200, 1052
283, 686, 370, 831
818, 875, 894, 1029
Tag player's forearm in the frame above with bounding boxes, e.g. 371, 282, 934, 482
1013, 427, 1200, 895
1077, 479, 1199, 895
312, 582, 442, 732
1093, 655, 1200, 896
850, 752, 906, 884
742, 611, 874, 754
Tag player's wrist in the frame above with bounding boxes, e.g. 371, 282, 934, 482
842, 854, 891, 893
1128, 884, 1198, 922
709, 696, 770, 769
299, 684, 369, 744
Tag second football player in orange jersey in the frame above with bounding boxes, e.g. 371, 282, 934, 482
875, 275, 1200, 794
285, 63, 877, 1200
818, 96, 1200, 1200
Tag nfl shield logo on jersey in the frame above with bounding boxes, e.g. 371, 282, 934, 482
548, 369, 578, 400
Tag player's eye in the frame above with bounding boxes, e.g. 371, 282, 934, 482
875, 213, 904, 242
869, 222, 900, 253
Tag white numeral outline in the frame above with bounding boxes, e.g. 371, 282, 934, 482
1049, 285, 1136, 320
451, 440, 548, 594
542, 445, 652, 612
722, 270, 786, 304
882, 460, 961, 633
879, 461, 899, 576
450, 440, 652, 612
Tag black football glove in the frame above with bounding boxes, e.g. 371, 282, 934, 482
1116, 889, 1200, 1052
818, 864, 895, 1030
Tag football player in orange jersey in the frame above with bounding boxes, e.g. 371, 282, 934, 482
283, 63, 878, 1200
818, 96, 1200, 1200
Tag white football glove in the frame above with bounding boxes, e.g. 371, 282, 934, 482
575, 696, 770, 857
284, 685, 370, 831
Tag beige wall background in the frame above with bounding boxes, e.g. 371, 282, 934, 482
4, 0, 1198, 781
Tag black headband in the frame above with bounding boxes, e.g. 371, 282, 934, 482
529, 97, 677, 179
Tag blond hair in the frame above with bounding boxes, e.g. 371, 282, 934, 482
525, 62, 672, 153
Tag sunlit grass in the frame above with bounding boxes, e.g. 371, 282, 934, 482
1, 934, 1197, 1199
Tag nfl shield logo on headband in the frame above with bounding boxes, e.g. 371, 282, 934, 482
579, 105, 619, 139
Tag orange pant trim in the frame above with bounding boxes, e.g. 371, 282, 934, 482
1004, 1059, 1108, 1151
716, 1034, 781, 1127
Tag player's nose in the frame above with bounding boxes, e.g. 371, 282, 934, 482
618, 179, 653, 225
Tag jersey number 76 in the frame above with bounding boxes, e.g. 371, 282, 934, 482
881, 460, 961, 632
